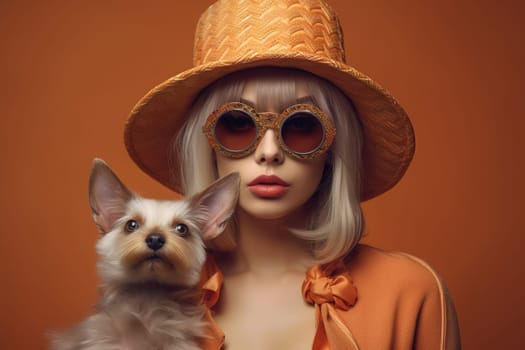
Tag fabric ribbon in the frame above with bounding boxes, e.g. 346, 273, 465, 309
199, 255, 225, 350
302, 260, 359, 350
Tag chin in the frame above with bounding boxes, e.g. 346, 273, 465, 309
240, 200, 305, 222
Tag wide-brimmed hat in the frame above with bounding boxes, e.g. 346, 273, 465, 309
125, 0, 415, 201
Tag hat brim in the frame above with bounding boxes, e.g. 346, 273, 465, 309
125, 53, 415, 201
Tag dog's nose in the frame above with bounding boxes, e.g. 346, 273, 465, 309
145, 233, 165, 251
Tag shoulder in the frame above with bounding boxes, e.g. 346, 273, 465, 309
343, 244, 461, 350
347, 244, 445, 295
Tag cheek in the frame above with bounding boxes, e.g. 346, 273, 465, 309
215, 155, 231, 177
215, 152, 246, 177
215, 152, 233, 177
306, 156, 327, 180
291, 159, 327, 201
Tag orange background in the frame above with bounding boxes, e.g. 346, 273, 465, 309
1, 1, 524, 349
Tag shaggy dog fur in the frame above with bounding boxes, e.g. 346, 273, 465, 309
50, 159, 239, 350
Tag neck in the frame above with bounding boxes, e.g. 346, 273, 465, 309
219, 208, 315, 279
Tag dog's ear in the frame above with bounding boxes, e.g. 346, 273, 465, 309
88, 158, 133, 234
189, 173, 240, 240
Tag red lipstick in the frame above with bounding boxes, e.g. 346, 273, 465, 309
247, 175, 290, 198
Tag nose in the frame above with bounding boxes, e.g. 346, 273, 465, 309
145, 233, 165, 251
254, 129, 284, 164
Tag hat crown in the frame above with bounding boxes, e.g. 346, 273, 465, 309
193, 0, 346, 66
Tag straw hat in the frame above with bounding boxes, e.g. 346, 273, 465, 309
125, 0, 415, 201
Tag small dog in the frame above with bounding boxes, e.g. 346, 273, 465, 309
51, 159, 239, 350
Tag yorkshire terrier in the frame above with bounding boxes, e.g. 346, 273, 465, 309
51, 159, 239, 350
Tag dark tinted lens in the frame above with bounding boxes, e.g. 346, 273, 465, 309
281, 112, 324, 153
214, 110, 256, 151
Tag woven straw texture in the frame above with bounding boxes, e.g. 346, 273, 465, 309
194, 0, 345, 65
125, 0, 415, 201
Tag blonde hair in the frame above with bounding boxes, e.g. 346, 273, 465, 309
172, 68, 363, 262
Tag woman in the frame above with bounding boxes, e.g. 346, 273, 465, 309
124, 0, 460, 349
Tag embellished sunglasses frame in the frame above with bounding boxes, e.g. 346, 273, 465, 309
202, 102, 336, 160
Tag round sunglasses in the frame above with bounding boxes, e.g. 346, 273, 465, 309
202, 102, 336, 160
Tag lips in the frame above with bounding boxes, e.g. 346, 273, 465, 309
248, 175, 290, 198
146, 253, 161, 261
142, 253, 174, 269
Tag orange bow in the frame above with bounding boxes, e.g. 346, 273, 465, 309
302, 260, 359, 350
199, 255, 225, 350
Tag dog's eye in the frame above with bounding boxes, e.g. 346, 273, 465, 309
125, 220, 139, 233
174, 223, 189, 238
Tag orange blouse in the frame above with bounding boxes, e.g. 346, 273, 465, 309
198, 244, 461, 350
